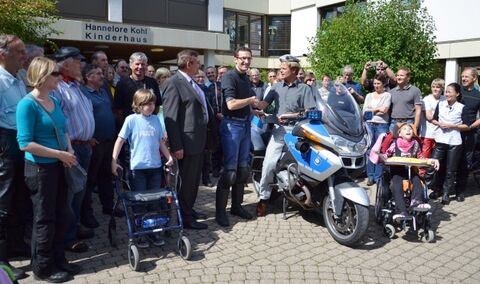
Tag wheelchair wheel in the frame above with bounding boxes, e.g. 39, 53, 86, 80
384, 224, 395, 239
374, 178, 387, 224
423, 229, 435, 243
178, 236, 192, 260
128, 243, 140, 271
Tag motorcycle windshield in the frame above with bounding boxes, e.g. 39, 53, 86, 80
313, 80, 364, 137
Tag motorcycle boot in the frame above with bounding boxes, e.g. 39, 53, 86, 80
231, 184, 253, 219
230, 167, 253, 220
215, 170, 236, 227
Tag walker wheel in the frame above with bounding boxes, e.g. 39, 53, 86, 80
178, 236, 192, 260
384, 224, 395, 239
128, 243, 140, 271
108, 218, 117, 248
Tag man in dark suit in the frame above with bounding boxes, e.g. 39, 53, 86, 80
163, 50, 213, 230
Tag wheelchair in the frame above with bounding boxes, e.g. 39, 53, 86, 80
374, 158, 435, 243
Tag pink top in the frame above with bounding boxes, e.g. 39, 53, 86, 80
382, 138, 423, 160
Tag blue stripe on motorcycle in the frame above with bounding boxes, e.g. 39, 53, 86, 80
285, 133, 332, 173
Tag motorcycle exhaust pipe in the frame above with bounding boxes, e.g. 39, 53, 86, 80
287, 184, 314, 209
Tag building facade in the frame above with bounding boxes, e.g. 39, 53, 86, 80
49, 0, 480, 82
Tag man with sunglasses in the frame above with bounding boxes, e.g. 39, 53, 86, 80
0, 34, 29, 280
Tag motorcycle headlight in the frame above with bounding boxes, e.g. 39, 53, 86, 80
331, 135, 368, 155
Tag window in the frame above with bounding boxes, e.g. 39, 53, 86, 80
223, 10, 290, 57
267, 16, 290, 57
223, 10, 263, 56
320, 1, 365, 27
250, 15, 263, 56
224, 10, 236, 51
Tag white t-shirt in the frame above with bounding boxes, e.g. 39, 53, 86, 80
434, 100, 464, 146
423, 94, 445, 139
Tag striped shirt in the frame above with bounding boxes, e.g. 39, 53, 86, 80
52, 80, 95, 141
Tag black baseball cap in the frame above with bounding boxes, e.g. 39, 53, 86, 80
53, 47, 86, 62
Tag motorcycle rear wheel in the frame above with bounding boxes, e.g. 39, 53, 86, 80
322, 195, 369, 247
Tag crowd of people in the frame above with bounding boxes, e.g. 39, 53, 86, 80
1, 32, 480, 283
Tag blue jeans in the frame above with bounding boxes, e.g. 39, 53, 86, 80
131, 167, 163, 191
65, 143, 91, 246
389, 118, 414, 132
367, 122, 389, 182
221, 118, 251, 170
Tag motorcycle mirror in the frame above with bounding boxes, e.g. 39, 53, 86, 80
295, 141, 310, 154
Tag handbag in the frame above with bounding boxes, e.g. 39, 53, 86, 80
29, 95, 87, 193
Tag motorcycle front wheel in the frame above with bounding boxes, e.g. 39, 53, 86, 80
322, 195, 369, 247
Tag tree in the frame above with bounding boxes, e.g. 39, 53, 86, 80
308, 0, 438, 93
0, 0, 59, 45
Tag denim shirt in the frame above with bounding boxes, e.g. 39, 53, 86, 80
0, 66, 27, 130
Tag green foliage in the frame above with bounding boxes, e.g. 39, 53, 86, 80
308, 0, 438, 94
0, 0, 59, 45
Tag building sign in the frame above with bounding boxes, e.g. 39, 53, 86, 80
82, 22, 153, 45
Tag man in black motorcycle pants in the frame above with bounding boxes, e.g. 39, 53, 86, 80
255, 55, 316, 217
215, 47, 258, 227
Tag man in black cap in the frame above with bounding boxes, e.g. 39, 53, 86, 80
52, 47, 95, 255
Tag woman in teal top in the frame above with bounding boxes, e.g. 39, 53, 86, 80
16, 57, 79, 283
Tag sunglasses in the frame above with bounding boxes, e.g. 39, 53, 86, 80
50, 71, 61, 77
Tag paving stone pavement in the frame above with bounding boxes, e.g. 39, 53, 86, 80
14, 175, 480, 283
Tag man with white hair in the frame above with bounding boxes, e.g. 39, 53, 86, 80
52, 47, 95, 257
113, 52, 161, 203
114, 52, 161, 122
342, 65, 364, 104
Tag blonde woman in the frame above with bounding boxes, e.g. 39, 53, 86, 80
16, 56, 79, 282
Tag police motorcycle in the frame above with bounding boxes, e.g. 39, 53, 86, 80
252, 81, 370, 247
